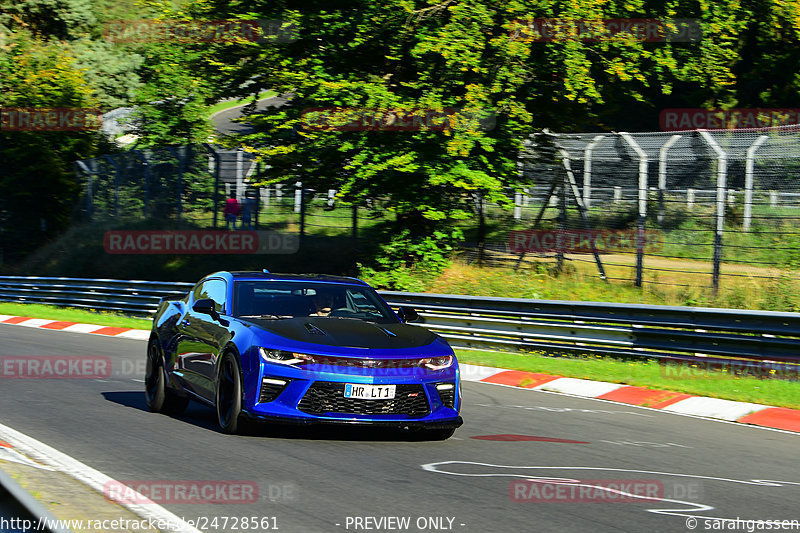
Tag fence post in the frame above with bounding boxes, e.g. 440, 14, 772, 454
513, 191, 522, 219
687, 188, 695, 209
133, 150, 151, 217
327, 189, 336, 208
75, 161, 94, 221
744, 135, 769, 232
166, 147, 185, 220
294, 181, 302, 214
298, 183, 306, 241
699, 130, 727, 293
102, 155, 121, 218
658, 134, 681, 225
583, 134, 605, 210
769, 190, 777, 208
202, 144, 221, 228
620, 133, 648, 288
613, 186, 622, 204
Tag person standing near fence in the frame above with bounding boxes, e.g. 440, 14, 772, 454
224, 193, 241, 230
240, 191, 257, 230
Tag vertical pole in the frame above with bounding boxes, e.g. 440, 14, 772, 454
613, 186, 622, 204
687, 188, 695, 209
658, 135, 681, 226
557, 172, 566, 273
294, 181, 302, 213
236, 149, 244, 202
513, 191, 522, 220
620, 133, 648, 288
583, 135, 605, 210
133, 150, 150, 217
744, 135, 768, 232
352, 203, 359, 272
699, 131, 727, 293
476, 193, 486, 266
203, 144, 221, 228
103, 155, 120, 218
299, 184, 306, 241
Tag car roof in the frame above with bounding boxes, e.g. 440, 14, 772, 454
202, 271, 369, 286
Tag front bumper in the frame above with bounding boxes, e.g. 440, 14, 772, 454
243, 361, 462, 427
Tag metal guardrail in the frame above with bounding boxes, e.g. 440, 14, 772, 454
0, 276, 193, 316
0, 276, 798, 374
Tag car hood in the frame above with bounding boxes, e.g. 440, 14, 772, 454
243, 316, 439, 351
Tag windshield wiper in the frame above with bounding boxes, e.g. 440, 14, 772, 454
239, 314, 294, 320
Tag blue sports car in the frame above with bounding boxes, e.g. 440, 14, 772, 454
145, 271, 462, 439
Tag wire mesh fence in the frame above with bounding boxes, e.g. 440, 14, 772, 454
74, 126, 800, 296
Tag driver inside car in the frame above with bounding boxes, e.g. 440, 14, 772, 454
309, 292, 336, 316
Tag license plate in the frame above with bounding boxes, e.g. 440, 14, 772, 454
344, 384, 396, 400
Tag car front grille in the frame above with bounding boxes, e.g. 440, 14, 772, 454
298, 382, 430, 417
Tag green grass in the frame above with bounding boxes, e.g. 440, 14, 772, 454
207, 91, 277, 117
456, 349, 800, 410
0, 302, 151, 330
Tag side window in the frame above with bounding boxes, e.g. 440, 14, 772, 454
195, 279, 227, 314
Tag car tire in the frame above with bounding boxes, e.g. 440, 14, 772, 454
145, 337, 189, 415
216, 351, 244, 434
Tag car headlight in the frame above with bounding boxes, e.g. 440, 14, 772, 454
419, 355, 454, 371
259, 348, 315, 366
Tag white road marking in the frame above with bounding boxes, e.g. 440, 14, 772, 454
422, 461, 800, 522
0, 422, 202, 533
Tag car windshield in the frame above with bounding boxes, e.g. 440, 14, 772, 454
233, 280, 400, 324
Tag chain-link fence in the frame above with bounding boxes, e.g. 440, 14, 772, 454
75, 127, 800, 297
467, 127, 800, 300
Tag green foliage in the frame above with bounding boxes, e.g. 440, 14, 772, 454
359, 227, 458, 291
0, 29, 102, 259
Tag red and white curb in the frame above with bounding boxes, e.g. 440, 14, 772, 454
460, 364, 800, 434
0, 315, 150, 340
2, 315, 798, 435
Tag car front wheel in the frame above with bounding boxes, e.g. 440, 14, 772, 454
215, 352, 244, 434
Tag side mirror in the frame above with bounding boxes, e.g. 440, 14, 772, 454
193, 298, 217, 315
397, 306, 420, 323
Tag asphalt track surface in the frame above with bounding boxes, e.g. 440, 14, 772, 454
212, 96, 288, 135
0, 324, 799, 533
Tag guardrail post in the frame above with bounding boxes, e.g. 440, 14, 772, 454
699, 130, 727, 293
744, 135, 768, 232
620, 133, 648, 287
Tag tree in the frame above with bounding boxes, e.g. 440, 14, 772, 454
0, 29, 101, 261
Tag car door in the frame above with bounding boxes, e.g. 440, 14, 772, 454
175, 278, 228, 401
